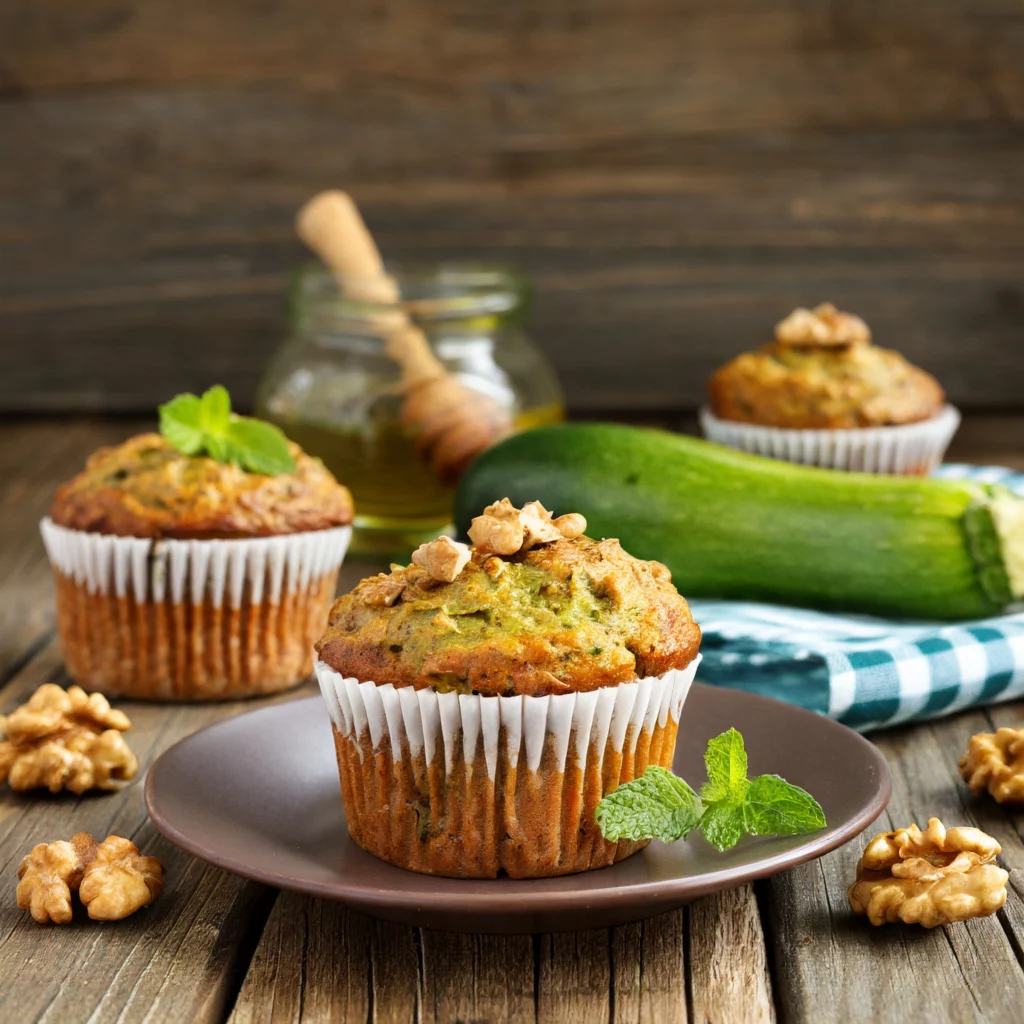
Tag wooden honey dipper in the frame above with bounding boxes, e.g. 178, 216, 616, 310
295, 191, 513, 482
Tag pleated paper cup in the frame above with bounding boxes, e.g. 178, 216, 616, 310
315, 655, 700, 879
700, 405, 960, 475
41, 518, 351, 702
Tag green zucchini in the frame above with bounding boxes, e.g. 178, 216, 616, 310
454, 424, 1024, 620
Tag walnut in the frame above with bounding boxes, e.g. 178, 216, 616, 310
775, 302, 871, 348
553, 512, 587, 540
402, 564, 444, 591
468, 498, 525, 555
17, 833, 162, 924
848, 817, 1008, 928
360, 572, 407, 607
411, 536, 472, 583
960, 728, 1024, 803
79, 835, 164, 921
5, 730, 137, 795
519, 501, 564, 550
17, 833, 99, 924
1, 684, 137, 796
3, 683, 130, 744
468, 500, 589, 556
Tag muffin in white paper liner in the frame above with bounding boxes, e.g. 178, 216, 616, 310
700, 405, 960, 475
40, 518, 351, 701
315, 655, 700, 878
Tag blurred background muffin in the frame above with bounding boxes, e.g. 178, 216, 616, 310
702, 303, 960, 474
314, 499, 701, 879
41, 389, 354, 701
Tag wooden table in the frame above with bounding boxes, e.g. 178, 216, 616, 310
2, 415, 1024, 1024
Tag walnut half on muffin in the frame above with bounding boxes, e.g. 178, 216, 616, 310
314, 499, 702, 879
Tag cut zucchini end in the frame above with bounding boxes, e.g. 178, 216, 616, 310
991, 490, 1024, 601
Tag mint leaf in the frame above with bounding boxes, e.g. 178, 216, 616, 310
203, 431, 233, 465
199, 384, 232, 433
595, 766, 703, 842
158, 386, 297, 476
697, 729, 825, 852
226, 418, 296, 476
700, 800, 746, 852
743, 775, 826, 838
701, 728, 748, 804
158, 393, 205, 455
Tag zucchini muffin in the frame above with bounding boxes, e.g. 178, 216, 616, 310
315, 499, 702, 878
43, 432, 354, 700
702, 303, 959, 473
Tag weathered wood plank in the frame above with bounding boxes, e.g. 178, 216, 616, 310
418, 929, 535, 1024
537, 928, 611, 1023
2, 0, 1024, 414
228, 894, 373, 1024
4, 0, 1024, 126
766, 709, 1024, 1024
611, 909, 687, 1024
689, 886, 775, 1024
232, 889, 771, 1024
368, 920, 420, 1024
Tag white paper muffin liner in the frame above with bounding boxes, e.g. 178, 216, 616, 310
700, 404, 960, 475
315, 655, 700, 878
41, 518, 352, 700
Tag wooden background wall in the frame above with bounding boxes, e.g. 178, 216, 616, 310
2, 0, 1024, 414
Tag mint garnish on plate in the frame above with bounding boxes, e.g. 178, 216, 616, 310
595, 727, 826, 852
159, 385, 296, 476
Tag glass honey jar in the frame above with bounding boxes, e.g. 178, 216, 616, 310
255, 264, 564, 555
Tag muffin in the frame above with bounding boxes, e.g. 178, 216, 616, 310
41, 406, 354, 701
314, 499, 702, 878
702, 303, 960, 474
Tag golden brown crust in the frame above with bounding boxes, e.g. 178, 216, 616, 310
709, 310, 946, 429
316, 535, 701, 697
49, 433, 353, 538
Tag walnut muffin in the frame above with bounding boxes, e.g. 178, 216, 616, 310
702, 303, 958, 474
314, 499, 702, 879
43, 429, 354, 701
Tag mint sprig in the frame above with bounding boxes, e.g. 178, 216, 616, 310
158, 386, 296, 476
595, 728, 826, 852
594, 766, 702, 842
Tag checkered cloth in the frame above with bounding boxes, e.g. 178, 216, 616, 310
689, 464, 1024, 732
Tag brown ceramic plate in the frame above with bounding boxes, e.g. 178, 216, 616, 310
145, 685, 890, 933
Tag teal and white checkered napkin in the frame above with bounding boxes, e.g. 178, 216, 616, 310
689, 464, 1024, 733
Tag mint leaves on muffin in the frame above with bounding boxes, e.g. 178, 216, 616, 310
159, 386, 296, 475
595, 728, 825, 852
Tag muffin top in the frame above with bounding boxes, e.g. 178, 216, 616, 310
315, 500, 701, 697
50, 432, 354, 539
708, 303, 945, 429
